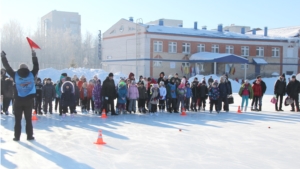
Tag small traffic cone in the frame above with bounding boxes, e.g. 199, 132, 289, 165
32, 110, 38, 120
94, 130, 106, 145
237, 106, 242, 113
100, 109, 107, 118
180, 108, 187, 116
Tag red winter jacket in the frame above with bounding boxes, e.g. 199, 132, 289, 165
79, 87, 92, 100
252, 83, 262, 97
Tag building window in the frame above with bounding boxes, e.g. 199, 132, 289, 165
241, 64, 249, 69
256, 47, 264, 57
272, 47, 280, 57
154, 41, 163, 52
225, 45, 234, 54
211, 44, 219, 53
153, 61, 162, 67
168, 42, 177, 53
241, 46, 249, 57
119, 25, 124, 32
197, 44, 205, 52
182, 43, 190, 54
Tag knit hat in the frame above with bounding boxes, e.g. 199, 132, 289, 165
292, 75, 296, 78
159, 81, 164, 86
281, 73, 285, 78
61, 73, 67, 77
147, 77, 152, 81
37, 77, 41, 81
109, 72, 114, 77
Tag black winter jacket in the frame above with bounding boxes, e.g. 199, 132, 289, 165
198, 84, 208, 98
43, 83, 56, 99
286, 80, 300, 98
274, 78, 286, 95
3, 78, 14, 99
191, 81, 199, 98
101, 77, 117, 99
35, 83, 43, 98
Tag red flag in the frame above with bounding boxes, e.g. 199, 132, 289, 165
26, 37, 41, 49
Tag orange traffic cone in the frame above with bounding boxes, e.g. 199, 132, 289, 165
94, 130, 106, 145
32, 110, 38, 120
180, 108, 187, 116
237, 106, 242, 113
100, 109, 107, 118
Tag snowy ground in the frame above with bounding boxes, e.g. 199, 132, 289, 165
1, 94, 300, 169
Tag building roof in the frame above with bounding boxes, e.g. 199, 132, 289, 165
190, 52, 248, 63
144, 24, 291, 41
247, 26, 300, 38
253, 58, 268, 65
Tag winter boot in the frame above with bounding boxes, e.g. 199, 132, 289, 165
244, 107, 247, 112
258, 105, 262, 111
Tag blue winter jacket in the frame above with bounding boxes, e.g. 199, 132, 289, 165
117, 85, 127, 104
186, 87, 192, 98
167, 83, 177, 99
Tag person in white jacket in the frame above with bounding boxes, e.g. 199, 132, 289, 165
159, 81, 167, 112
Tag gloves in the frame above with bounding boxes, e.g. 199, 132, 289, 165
32, 50, 36, 57
105, 97, 108, 100
1, 51, 6, 58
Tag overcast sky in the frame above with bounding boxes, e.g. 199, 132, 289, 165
1, 0, 299, 37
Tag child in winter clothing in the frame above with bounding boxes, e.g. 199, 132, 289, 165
80, 82, 91, 113
208, 81, 220, 113
42, 78, 56, 114
198, 80, 208, 111
117, 81, 127, 114
238, 79, 253, 112
185, 82, 192, 111
149, 84, 160, 114
158, 81, 167, 112
127, 80, 139, 113
138, 81, 147, 113
167, 77, 177, 113
92, 79, 102, 114
35, 78, 43, 115
177, 78, 187, 112
251, 80, 262, 111
60, 79, 75, 118
87, 80, 94, 113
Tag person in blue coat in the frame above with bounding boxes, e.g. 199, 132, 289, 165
185, 82, 192, 111
117, 81, 127, 114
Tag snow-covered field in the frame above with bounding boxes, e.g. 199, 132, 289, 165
1, 68, 299, 169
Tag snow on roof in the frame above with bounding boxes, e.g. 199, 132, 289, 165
190, 52, 248, 63
253, 58, 268, 65
145, 25, 290, 40
246, 26, 300, 38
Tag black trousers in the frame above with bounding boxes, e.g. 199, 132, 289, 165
138, 98, 146, 109
34, 97, 42, 114
87, 98, 94, 111
81, 97, 88, 110
199, 97, 206, 109
275, 94, 283, 110
150, 104, 157, 113
210, 99, 218, 111
184, 98, 190, 110
291, 95, 299, 111
168, 98, 177, 112
158, 100, 165, 110
191, 97, 197, 110
218, 97, 228, 112
55, 97, 60, 111
43, 97, 53, 113
102, 98, 115, 114
2, 97, 12, 112
62, 106, 74, 114
252, 96, 260, 108
14, 98, 33, 139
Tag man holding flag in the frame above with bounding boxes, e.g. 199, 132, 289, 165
1, 37, 40, 141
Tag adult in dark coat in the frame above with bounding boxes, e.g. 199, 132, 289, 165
2, 77, 14, 115
35, 78, 43, 115
198, 80, 208, 111
286, 75, 300, 112
60, 80, 75, 115
72, 80, 80, 113
1, 68, 8, 114
223, 74, 232, 111
191, 77, 199, 111
101, 73, 118, 115
274, 74, 286, 111
251, 75, 267, 111
218, 76, 230, 112
1, 50, 38, 141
